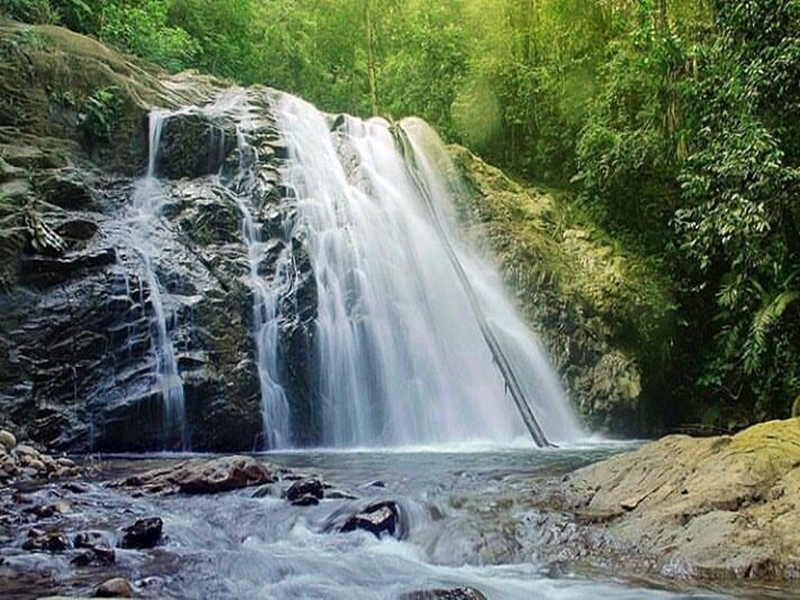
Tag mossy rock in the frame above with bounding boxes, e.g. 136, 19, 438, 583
448, 145, 676, 433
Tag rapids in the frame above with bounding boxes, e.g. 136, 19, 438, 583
0, 447, 747, 600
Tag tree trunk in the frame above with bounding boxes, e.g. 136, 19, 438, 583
365, 0, 379, 116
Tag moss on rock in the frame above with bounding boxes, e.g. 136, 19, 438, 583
449, 145, 675, 433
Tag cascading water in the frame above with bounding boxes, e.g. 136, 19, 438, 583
213, 91, 292, 448
129, 110, 188, 449
275, 95, 582, 446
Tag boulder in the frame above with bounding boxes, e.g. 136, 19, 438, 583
551, 418, 800, 580
291, 494, 320, 507
340, 501, 404, 539
22, 529, 69, 552
95, 577, 133, 598
120, 517, 163, 549
116, 456, 276, 495
71, 545, 115, 566
286, 477, 324, 503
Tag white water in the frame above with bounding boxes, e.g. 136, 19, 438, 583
129, 110, 187, 448
276, 95, 583, 446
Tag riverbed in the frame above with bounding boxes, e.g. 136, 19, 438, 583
1, 444, 795, 599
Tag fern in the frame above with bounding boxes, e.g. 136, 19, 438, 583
743, 288, 799, 374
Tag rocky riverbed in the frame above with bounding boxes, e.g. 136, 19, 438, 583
1, 420, 799, 599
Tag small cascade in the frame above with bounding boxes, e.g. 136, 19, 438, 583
129, 110, 188, 449
213, 92, 292, 448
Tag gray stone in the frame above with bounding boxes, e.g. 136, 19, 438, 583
95, 577, 133, 598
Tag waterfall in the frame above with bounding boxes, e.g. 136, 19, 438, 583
129, 110, 188, 449
128, 90, 580, 449
275, 95, 582, 446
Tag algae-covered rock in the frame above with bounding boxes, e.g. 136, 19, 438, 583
449, 146, 675, 434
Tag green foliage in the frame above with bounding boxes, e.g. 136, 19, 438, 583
78, 86, 121, 145
0, 0, 57, 23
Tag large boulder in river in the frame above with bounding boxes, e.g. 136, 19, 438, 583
552, 418, 800, 580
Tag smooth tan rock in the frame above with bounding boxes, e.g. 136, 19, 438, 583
115, 456, 277, 495
562, 418, 800, 580
0, 429, 16, 449
95, 577, 133, 598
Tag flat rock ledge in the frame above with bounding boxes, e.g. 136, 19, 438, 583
112, 456, 277, 495
547, 418, 800, 581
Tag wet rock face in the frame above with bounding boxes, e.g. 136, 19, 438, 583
120, 517, 163, 549
156, 111, 237, 180
0, 28, 318, 452
449, 147, 674, 435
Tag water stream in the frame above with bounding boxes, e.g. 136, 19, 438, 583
128, 110, 187, 449
0, 447, 752, 600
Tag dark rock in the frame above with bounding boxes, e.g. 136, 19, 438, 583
399, 588, 487, 600
22, 529, 69, 552
291, 494, 320, 507
251, 485, 273, 498
117, 456, 276, 495
35, 169, 93, 210
95, 577, 133, 598
327, 489, 358, 500
340, 501, 404, 539
20, 248, 116, 287
365, 480, 386, 488
74, 531, 109, 549
25, 502, 69, 519
156, 111, 236, 179
120, 517, 162, 549
286, 477, 324, 502
71, 545, 115, 566
64, 481, 89, 493
56, 218, 99, 242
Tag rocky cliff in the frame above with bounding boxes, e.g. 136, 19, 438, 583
0, 22, 311, 451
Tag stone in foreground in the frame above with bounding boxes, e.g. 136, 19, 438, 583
557, 417, 800, 580
399, 588, 487, 600
116, 456, 276, 495
95, 577, 133, 598
340, 500, 404, 539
